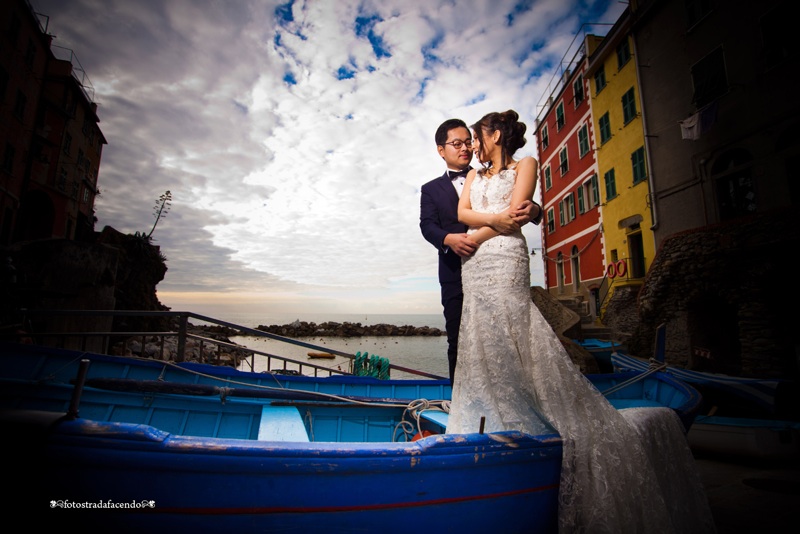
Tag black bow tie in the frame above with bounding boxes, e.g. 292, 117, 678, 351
449, 169, 469, 179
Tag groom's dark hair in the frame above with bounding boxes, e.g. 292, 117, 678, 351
435, 118, 469, 146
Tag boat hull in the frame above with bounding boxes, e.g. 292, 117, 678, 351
1, 341, 702, 531
688, 415, 800, 459
12, 415, 560, 532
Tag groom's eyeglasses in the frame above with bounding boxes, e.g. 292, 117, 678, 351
444, 139, 472, 150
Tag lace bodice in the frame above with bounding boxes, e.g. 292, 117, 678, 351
467, 168, 518, 216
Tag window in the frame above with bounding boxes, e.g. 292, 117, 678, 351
594, 65, 607, 94
573, 75, 584, 107
544, 164, 552, 190
559, 147, 569, 176
578, 174, 600, 213
0, 66, 8, 104
13, 90, 26, 119
63, 133, 72, 155
598, 113, 611, 144
632, 147, 647, 184
622, 88, 637, 124
58, 168, 68, 191
761, 3, 792, 69
563, 193, 576, 223
547, 207, 556, 234
25, 39, 36, 68
556, 102, 565, 130
8, 14, 21, 45
2, 143, 14, 174
541, 124, 549, 149
559, 200, 565, 226
617, 38, 631, 69
604, 168, 617, 200
691, 46, 728, 108
578, 124, 590, 157
685, 0, 713, 29
712, 148, 757, 221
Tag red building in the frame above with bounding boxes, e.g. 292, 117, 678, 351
535, 35, 605, 319
1, 0, 105, 246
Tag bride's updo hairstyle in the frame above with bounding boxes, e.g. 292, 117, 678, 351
472, 110, 527, 172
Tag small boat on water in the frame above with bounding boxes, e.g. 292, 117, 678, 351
1, 341, 702, 531
307, 351, 336, 359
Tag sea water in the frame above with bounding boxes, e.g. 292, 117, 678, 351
195, 312, 449, 379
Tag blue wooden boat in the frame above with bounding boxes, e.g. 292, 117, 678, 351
610, 324, 799, 459
687, 415, 800, 459
573, 337, 626, 373
611, 351, 786, 414
1, 341, 701, 532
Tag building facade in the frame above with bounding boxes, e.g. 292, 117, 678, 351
1, 0, 105, 247
585, 8, 656, 313
621, 0, 800, 375
535, 35, 606, 318
631, 0, 798, 245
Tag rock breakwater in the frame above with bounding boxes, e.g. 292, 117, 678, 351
255, 320, 445, 338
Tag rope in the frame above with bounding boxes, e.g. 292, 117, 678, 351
601, 358, 667, 396
352, 351, 391, 379
158, 360, 407, 406
37, 352, 91, 383
392, 398, 450, 442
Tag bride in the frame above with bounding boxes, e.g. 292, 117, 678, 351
445, 110, 714, 533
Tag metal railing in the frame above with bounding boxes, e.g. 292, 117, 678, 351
6, 309, 444, 380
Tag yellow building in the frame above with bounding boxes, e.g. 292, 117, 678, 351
585, 9, 655, 307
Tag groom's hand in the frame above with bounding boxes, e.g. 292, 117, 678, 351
444, 233, 479, 257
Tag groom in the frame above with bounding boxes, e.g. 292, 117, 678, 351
420, 118, 542, 384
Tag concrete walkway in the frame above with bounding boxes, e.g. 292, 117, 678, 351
694, 454, 800, 532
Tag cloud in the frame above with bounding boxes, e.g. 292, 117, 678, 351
31, 0, 626, 315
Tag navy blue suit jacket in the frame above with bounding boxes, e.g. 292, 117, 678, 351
420, 171, 466, 289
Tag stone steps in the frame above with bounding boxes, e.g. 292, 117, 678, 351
557, 296, 612, 340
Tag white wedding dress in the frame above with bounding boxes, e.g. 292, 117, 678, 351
446, 168, 714, 533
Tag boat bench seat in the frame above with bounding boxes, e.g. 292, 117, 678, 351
257, 405, 310, 442
419, 410, 449, 430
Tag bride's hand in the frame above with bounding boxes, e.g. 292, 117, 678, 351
491, 212, 521, 235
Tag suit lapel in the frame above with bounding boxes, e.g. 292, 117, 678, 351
437, 173, 459, 204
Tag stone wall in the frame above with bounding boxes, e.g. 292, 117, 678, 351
602, 285, 640, 342
618, 207, 798, 379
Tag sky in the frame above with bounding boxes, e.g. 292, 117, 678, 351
31, 0, 626, 319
